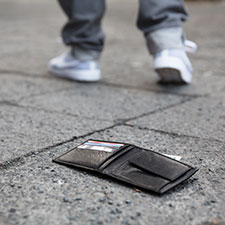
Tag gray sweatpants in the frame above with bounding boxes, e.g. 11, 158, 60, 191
58, 0, 188, 60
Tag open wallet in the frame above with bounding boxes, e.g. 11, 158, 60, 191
53, 140, 198, 194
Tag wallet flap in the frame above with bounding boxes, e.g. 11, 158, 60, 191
129, 151, 191, 181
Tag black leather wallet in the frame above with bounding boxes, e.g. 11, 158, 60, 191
53, 139, 198, 194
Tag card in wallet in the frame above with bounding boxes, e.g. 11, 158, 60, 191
53, 139, 198, 194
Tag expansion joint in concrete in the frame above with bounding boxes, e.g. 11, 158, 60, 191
125, 124, 225, 144
0, 123, 121, 170
0, 96, 196, 170
101, 81, 206, 98
120, 97, 194, 124
0, 69, 56, 81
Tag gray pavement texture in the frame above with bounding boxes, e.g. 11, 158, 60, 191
0, 0, 225, 225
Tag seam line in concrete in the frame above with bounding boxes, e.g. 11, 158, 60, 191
0, 100, 113, 123
0, 87, 76, 105
115, 97, 194, 124
2, 69, 223, 103
100, 81, 208, 98
16, 87, 75, 103
0, 69, 54, 80
1, 69, 222, 100
124, 124, 225, 144
0, 123, 122, 170
0, 100, 20, 107
0, 97, 194, 170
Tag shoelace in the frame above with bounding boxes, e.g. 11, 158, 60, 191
184, 40, 198, 53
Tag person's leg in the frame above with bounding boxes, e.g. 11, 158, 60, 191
58, 0, 106, 61
137, 0, 196, 84
137, 0, 188, 54
49, 0, 105, 81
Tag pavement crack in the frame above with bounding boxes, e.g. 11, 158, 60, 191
1, 101, 112, 123
101, 81, 205, 98
120, 97, 194, 124
0, 100, 21, 107
0, 97, 195, 170
0, 69, 54, 80
0, 123, 121, 170
16, 86, 74, 103
125, 124, 225, 144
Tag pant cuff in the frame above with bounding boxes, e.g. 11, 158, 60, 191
72, 46, 101, 61
146, 27, 185, 55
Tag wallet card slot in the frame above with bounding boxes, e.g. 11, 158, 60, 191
129, 151, 191, 181
54, 140, 129, 170
54, 148, 114, 170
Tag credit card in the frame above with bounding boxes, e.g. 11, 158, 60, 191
77, 140, 124, 153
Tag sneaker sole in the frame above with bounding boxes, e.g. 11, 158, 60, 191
156, 68, 184, 83
50, 68, 101, 82
154, 56, 192, 84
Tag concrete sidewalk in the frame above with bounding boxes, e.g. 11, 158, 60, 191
0, 0, 225, 224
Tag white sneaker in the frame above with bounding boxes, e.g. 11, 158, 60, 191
48, 50, 101, 82
154, 40, 197, 84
